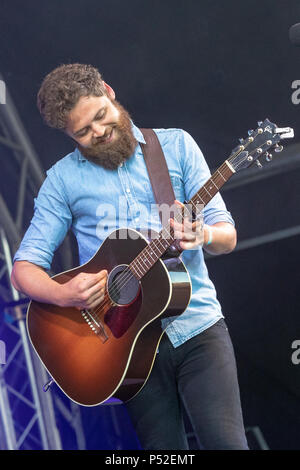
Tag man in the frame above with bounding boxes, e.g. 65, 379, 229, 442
11, 63, 248, 450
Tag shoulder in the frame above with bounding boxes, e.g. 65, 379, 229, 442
38, 149, 80, 200
152, 128, 204, 165
152, 128, 199, 150
45, 148, 80, 180
152, 127, 185, 141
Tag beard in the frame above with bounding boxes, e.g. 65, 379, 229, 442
77, 100, 137, 170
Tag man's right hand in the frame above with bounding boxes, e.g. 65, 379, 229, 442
58, 270, 108, 311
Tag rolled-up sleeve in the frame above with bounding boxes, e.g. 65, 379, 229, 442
179, 130, 235, 227
13, 165, 72, 271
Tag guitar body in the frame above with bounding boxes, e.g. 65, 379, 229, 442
27, 228, 191, 406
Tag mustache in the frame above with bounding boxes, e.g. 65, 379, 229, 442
92, 127, 114, 145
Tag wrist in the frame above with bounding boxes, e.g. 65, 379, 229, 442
204, 225, 213, 246
52, 281, 68, 307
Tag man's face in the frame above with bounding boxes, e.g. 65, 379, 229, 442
66, 93, 137, 170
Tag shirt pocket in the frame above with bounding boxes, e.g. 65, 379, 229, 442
139, 174, 185, 204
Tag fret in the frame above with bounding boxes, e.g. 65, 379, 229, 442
203, 186, 212, 197
210, 179, 219, 191
132, 260, 144, 277
153, 236, 170, 255
206, 178, 219, 193
129, 263, 140, 279
197, 191, 210, 206
157, 238, 167, 251
189, 199, 198, 212
137, 257, 147, 275
142, 256, 152, 268
217, 169, 226, 182
192, 194, 205, 205
188, 199, 201, 219
151, 240, 162, 255
146, 244, 156, 263
147, 248, 156, 262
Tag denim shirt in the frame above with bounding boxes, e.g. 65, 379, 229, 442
13, 124, 234, 347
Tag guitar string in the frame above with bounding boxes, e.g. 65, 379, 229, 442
91, 134, 259, 315
89, 134, 271, 324
89, 140, 262, 323
89, 164, 230, 320
94, 158, 235, 305
89, 135, 268, 324
89, 163, 234, 322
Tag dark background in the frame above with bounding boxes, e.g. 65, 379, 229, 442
0, 0, 300, 449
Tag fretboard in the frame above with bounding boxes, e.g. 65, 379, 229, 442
129, 160, 235, 280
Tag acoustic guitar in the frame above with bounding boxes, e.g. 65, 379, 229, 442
26, 119, 293, 406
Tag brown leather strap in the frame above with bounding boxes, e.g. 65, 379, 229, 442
139, 129, 175, 223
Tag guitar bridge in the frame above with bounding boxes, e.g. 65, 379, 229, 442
81, 309, 109, 343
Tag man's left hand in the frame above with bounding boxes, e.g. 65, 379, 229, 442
169, 200, 204, 251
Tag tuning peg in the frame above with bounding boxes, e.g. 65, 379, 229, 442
265, 152, 272, 162
248, 129, 254, 136
257, 121, 263, 126
239, 138, 244, 144
275, 144, 283, 153
255, 160, 263, 168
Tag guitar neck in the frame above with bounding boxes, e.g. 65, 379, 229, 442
189, 159, 235, 209
129, 159, 235, 279
128, 116, 295, 279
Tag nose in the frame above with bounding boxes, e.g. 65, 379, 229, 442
91, 122, 106, 138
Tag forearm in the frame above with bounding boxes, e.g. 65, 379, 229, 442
203, 222, 237, 255
11, 261, 64, 305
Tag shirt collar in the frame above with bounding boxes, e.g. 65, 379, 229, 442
77, 121, 146, 161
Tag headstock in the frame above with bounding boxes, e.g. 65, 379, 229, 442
228, 119, 294, 173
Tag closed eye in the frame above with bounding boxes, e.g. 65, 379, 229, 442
74, 107, 107, 138
76, 128, 89, 138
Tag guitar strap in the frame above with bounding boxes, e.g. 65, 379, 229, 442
139, 128, 176, 224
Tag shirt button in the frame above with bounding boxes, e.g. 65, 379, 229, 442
119, 162, 123, 167
135, 217, 139, 222
126, 188, 131, 193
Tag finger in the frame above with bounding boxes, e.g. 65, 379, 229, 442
180, 219, 202, 233
173, 229, 196, 241
180, 229, 204, 249
87, 285, 106, 304
191, 220, 201, 231
86, 279, 107, 298
179, 240, 199, 250
170, 200, 190, 221
80, 270, 108, 289
171, 220, 199, 240
174, 199, 184, 208
97, 269, 108, 279
170, 217, 195, 232
89, 295, 106, 310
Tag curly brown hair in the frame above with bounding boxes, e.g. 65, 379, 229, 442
37, 63, 107, 130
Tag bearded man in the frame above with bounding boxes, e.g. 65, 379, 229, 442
11, 63, 248, 450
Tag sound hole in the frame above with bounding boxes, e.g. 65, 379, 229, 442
107, 264, 140, 306
105, 265, 142, 339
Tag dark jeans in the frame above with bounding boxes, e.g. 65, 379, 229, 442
125, 319, 249, 450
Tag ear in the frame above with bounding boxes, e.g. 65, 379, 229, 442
103, 82, 116, 100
